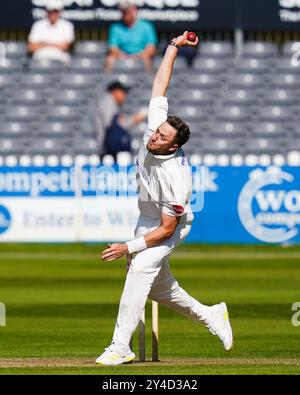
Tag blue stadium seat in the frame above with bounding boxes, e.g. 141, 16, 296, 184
183, 138, 201, 155
216, 106, 252, 122
53, 89, 87, 106
1, 41, 27, 59
6, 105, 41, 122
60, 73, 96, 89
245, 138, 284, 154
186, 73, 221, 89
275, 58, 300, 74
75, 41, 107, 58
193, 58, 230, 74
187, 122, 202, 135
228, 73, 265, 89
252, 122, 288, 138
269, 73, 300, 89
29, 59, 64, 74
174, 105, 210, 122
287, 139, 300, 151
200, 138, 243, 154
0, 38, 295, 159
199, 42, 233, 58
21, 73, 56, 89
207, 121, 249, 137
221, 89, 258, 106
72, 138, 98, 155
292, 122, 300, 136
243, 42, 278, 58
29, 138, 71, 155
77, 121, 96, 137
70, 58, 103, 74
10, 89, 45, 106
180, 89, 215, 105
114, 58, 145, 74
264, 89, 297, 106
45, 106, 81, 122
0, 74, 17, 89
0, 121, 35, 137
235, 58, 270, 74
287, 137, 300, 152
0, 58, 24, 73
0, 138, 26, 155
38, 121, 75, 138
0, 100, 6, 115
258, 106, 294, 122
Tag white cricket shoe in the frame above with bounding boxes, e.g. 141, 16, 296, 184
96, 344, 135, 366
206, 302, 233, 351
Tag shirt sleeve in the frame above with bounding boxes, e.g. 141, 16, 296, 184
66, 22, 75, 44
108, 24, 120, 49
144, 22, 157, 47
28, 21, 41, 43
147, 96, 168, 131
142, 96, 168, 147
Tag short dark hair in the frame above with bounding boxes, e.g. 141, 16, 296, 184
106, 81, 130, 93
167, 115, 190, 147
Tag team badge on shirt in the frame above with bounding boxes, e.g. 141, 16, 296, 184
172, 204, 184, 215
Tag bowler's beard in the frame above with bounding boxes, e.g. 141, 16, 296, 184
147, 144, 174, 156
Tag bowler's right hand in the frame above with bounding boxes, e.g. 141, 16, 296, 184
171, 31, 199, 48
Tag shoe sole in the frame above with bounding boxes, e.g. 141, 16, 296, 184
220, 302, 233, 351
96, 354, 135, 366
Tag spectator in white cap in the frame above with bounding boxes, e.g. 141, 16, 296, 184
28, 0, 75, 66
105, 0, 157, 72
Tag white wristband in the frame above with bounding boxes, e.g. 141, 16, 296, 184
126, 237, 147, 254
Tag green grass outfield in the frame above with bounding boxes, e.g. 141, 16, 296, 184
0, 243, 300, 375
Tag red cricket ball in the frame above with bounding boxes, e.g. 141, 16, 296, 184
187, 32, 197, 42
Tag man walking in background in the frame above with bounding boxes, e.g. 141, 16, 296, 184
95, 81, 145, 160
97, 32, 233, 366
105, 1, 157, 72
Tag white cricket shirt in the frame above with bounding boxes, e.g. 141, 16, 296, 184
136, 96, 194, 224
29, 18, 75, 45
28, 18, 74, 63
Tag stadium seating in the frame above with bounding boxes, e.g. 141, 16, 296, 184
69, 58, 103, 74
207, 121, 250, 138
0, 39, 299, 164
74, 41, 106, 58
242, 42, 278, 58
199, 41, 234, 58
0, 121, 35, 137
1, 41, 27, 59
10, 89, 46, 106
29, 59, 64, 74
38, 121, 75, 138
114, 58, 145, 74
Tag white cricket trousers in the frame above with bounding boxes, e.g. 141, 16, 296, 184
112, 215, 210, 347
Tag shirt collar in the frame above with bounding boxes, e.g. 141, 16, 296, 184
152, 150, 178, 160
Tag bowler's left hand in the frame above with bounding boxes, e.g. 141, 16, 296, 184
102, 243, 129, 261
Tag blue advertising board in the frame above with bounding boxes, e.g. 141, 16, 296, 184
188, 166, 300, 244
0, 165, 299, 244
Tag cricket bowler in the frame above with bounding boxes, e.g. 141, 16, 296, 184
96, 32, 233, 365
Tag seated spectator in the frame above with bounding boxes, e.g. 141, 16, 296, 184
28, 0, 74, 66
95, 81, 146, 160
105, 1, 157, 73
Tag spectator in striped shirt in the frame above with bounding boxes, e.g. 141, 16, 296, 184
94, 81, 145, 160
